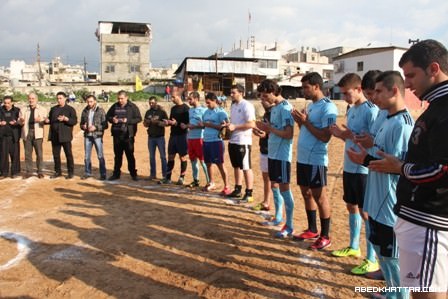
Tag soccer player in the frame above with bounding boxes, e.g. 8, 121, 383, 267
227, 84, 256, 203
348, 71, 413, 299
256, 79, 295, 238
159, 90, 189, 185
184, 91, 209, 188
291, 72, 338, 250
329, 73, 380, 275
201, 92, 231, 194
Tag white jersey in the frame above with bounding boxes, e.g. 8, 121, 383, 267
229, 99, 256, 145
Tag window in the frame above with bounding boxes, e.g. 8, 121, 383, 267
129, 64, 140, 73
105, 65, 115, 73
259, 59, 277, 69
129, 46, 140, 54
105, 45, 115, 53
357, 61, 364, 72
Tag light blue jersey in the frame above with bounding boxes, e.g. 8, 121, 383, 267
269, 100, 294, 162
367, 109, 388, 156
297, 97, 338, 166
203, 107, 229, 142
364, 110, 414, 226
344, 101, 379, 174
188, 106, 207, 139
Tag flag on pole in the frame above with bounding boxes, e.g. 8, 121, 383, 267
198, 77, 203, 91
135, 75, 143, 91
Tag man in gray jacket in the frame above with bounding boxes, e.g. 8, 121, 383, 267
80, 94, 108, 180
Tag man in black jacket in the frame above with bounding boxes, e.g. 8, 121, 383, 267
0, 96, 22, 178
80, 94, 108, 180
45, 92, 78, 179
106, 90, 142, 181
369, 39, 448, 298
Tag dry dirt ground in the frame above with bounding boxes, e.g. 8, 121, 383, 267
0, 114, 387, 299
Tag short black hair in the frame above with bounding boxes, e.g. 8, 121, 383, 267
205, 92, 218, 101
189, 91, 200, 99
301, 72, 323, 90
399, 39, 448, 74
337, 73, 362, 89
257, 79, 282, 96
3, 96, 13, 102
231, 84, 245, 94
376, 70, 405, 97
361, 70, 382, 90
56, 91, 67, 98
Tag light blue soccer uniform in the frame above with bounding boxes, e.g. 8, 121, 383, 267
188, 106, 207, 139
344, 101, 378, 174
297, 97, 338, 166
366, 109, 388, 156
269, 100, 294, 162
364, 110, 414, 226
203, 107, 228, 142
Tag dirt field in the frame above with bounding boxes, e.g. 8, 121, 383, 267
0, 113, 386, 299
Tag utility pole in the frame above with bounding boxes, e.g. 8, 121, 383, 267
83, 57, 87, 82
37, 43, 43, 86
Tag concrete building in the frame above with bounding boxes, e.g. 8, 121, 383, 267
319, 46, 356, 63
96, 21, 152, 83
332, 46, 408, 84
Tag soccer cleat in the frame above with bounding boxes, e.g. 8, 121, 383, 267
226, 189, 242, 198
187, 180, 200, 188
274, 225, 293, 238
239, 194, 254, 203
220, 186, 232, 196
351, 259, 380, 275
309, 236, 331, 250
202, 182, 216, 191
331, 246, 361, 258
292, 229, 319, 241
252, 202, 270, 211
262, 218, 283, 226
158, 178, 172, 185
176, 177, 184, 185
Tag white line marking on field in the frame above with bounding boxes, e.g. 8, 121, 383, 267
0, 232, 31, 271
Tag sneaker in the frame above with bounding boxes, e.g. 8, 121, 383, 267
309, 236, 331, 250
187, 180, 200, 188
274, 225, 293, 238
331, 246, 361, 258
226, 189, 242, 198
239, 194, 254, 203
108, 174, 120, 181
292, 229, 319, 241
202, 182, 216, 191
220, 186, 232, 196
351, 259, 380, 275
252, 202, 270, 211
158, 178, 172, 184
262, 218, 283, 226
176, 177, 184, 185
365, 269, 385, 281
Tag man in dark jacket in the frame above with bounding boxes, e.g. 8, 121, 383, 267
368, 39, 448, 298
144, 96, 168, 180
106, 90, 142, 181
45, 91, 77, 179
80, 94, 108, 180
0, 96, 22, 178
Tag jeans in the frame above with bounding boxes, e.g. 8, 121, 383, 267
148, 136, 167, 178
84, 136, 106, 177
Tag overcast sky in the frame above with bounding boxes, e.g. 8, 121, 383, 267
1, 0, 447, 72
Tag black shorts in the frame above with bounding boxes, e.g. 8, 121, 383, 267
268, 158, 291, 184
296, 163, 327, 188
342, 172, 367, 208
168, 134, 188, 156
368, 217, 398, 258
228, 143, 251, 170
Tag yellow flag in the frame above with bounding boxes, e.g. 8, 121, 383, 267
198, 77, 203, 91
135, 75, 143, 91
